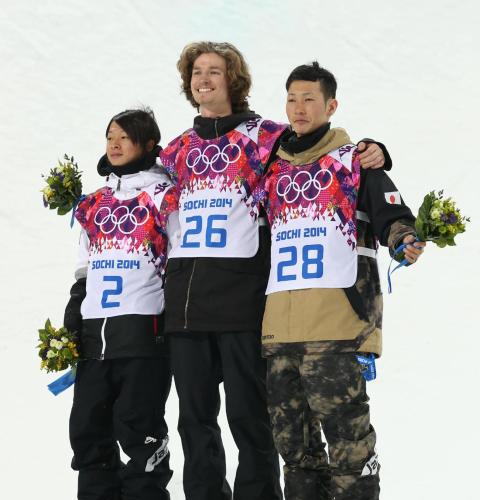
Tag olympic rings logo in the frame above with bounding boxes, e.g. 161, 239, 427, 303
94, 205, 150, 235
186, 143, 241, 175
276, 169, 333, 204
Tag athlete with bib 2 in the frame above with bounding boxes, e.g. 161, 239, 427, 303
64, 109, 179, 500
160, 42, 390, 500
259, 63, 426, 500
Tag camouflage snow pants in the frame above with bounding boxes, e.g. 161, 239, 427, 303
267, 352, 379, 500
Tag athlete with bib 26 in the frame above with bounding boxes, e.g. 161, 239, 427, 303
160, 42, 390, 500
258, 63, 426, 500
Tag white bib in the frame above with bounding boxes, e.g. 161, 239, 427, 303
81, 248, 165, 318
170, 188, 259, 258
267, 216, 357, 294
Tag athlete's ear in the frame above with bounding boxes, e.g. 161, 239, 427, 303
145, 139, 155, 153
326, 98, 338, 118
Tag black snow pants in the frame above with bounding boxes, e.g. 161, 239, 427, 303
170, 331, 282, 500
69, 358, 172, 500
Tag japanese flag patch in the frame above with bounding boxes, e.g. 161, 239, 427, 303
385, 191, 401, 205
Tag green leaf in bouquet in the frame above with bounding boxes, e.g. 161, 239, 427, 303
415, 191, 435, 241
414, 219, 428, 242
418, 191, 434, 218
57, 205, 72, 216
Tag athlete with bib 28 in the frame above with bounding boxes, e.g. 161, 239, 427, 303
160, 42, 390, 500
259, 63, 426, 500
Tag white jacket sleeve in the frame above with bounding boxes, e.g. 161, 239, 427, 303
74, 229, 89, 280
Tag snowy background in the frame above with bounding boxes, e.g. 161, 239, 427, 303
1, 0, 479, 498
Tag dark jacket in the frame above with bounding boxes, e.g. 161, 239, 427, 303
163, 112, 281, 333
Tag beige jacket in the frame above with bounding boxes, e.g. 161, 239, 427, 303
262, 128, 415, 358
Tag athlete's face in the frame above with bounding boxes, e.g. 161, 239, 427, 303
286, 80, 338, 137
106, 122, 144, 166
191, 52, 232, 117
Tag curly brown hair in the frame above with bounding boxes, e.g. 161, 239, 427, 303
177, 41, 252, 113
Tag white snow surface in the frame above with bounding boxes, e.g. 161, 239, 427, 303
1, 1, 479, 499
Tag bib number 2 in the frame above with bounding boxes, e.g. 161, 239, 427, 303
101, 276, 123, 308
277, 244, 324, 282
182, 214, 228, 248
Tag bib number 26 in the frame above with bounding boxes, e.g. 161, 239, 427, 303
277, 244, 324, 281
182, 214, 228, 248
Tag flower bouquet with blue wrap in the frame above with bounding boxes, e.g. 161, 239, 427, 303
42, 154, 83, 224
388, 190, 469, 292
37, 319, 80, 395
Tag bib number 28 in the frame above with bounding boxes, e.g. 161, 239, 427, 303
277, 244, 324, 281
182, 214, 228, 248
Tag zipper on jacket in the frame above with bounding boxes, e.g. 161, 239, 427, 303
214, 119, 219, 138
184, 259, 197, 329
99, 317, 107, 360
116, 177, 121, 191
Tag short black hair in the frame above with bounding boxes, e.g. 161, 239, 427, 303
106, 107, 161, 150
285, 61, 337, 100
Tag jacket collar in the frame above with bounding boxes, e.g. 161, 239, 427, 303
280, 123, 331, 155
192, 111, 260, 139
97, 145, 162, 177
105, 166, 169, 193
277, 126, 352, 166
